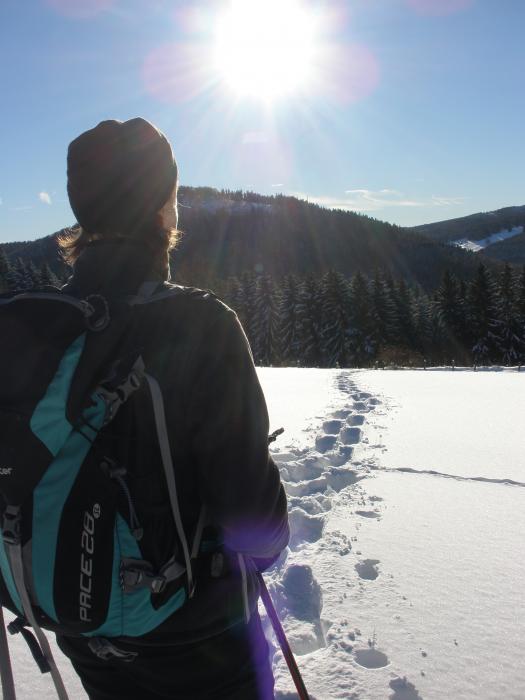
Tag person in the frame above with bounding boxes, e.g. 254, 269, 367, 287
56, 118, 290, 700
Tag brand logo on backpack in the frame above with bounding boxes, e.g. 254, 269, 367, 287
0, 467, 13, 476
80, 504, 101, 622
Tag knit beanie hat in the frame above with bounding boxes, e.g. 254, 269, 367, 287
67, 118, 177, 236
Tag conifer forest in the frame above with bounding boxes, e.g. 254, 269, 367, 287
2, 247, 524, 369
215, 264, 525, 368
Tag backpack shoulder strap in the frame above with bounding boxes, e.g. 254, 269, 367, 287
0, 607, 15, 700
143, 373, 195, 597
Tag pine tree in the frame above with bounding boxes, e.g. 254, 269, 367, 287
238, 272, 257, 349
26, 261, 42, 288
319, 270, 352, 367
392, 279, 417, 349
412, 292, 433, 359
39, 262, 60, 288
250, 274, 281, 365
6, 258, 31, 291
0, 250, 12, 292
370, 270, 397, 350
494, 263, 523, 365
295, 275, 323, 366
278, 275, 300, 365
348, 272, 376, 366
516, 267, 525, 363
435, 269, 468, 362
467, 263, 500, 365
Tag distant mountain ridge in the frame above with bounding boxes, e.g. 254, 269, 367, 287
0, 187, 511, 290
410, 204, 525, 264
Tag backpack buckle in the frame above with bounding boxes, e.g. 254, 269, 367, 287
2, 505, 21, 546
120, 559, 167, 594
88, 638, 137, 663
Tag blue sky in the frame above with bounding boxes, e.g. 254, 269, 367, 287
1, 0, 524, 242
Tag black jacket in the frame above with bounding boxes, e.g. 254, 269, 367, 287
62, 241, 289, 644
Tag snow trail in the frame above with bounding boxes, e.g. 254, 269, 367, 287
373, 466, 525, 488
262, 368, 525, 700
264, 370, 397, 699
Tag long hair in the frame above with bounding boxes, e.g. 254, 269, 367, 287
58, 218, 180, 267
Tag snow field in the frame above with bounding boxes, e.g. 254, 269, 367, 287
258, 368, 525, 700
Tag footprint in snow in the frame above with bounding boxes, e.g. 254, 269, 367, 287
289, 495, 331, 515
285, 475, 328, 498
352, 392, 371, 400
325, 468, 360, 492
355, 559, 380, 581
332, 408, 352, 419
388, 676, 424, 700
327, 446, 354, 466
340, 427, 361, 445
278, 564, 326, 655
280, 564, 323, 618
285, 460, 325, 483
354, 647, 389, 669
288, 507, 325, 548
322, 419, 344, 434
352, 401, 369, 411
315, 434, 337, 453
321, 530, 352, 556
347, 414, 365, 426
355, 509, 380, 519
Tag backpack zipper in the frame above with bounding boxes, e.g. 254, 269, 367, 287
100, 458, 143, 541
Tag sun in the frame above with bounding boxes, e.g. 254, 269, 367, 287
213, 0, 318, 102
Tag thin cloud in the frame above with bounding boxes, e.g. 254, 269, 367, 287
39, 191, 52, 205
11, 205, 34, 212
342, 189, 425, 211
291, 189, 465, 213
0, 196, 3, 206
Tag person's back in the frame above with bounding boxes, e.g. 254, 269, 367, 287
55, 118, 289, 699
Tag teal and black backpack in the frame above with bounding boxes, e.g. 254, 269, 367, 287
0, 286, 203, 700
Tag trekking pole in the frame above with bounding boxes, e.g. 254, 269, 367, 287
257, 572, 310, 700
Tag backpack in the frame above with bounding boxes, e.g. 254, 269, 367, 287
0, 285, 204, 700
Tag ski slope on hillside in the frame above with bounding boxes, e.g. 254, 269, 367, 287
2, 368, 524, 700
451, 225, 523, 252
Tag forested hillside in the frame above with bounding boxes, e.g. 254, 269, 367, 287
410, 204, 525, 259
0, 189, 503, 292
2, 189, 524, 368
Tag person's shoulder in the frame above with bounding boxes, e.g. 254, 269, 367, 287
149, 282, 237, 326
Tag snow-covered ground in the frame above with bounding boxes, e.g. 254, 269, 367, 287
260, 368, 525, 700
2, 368, 525, 699
450, 225, 523, 252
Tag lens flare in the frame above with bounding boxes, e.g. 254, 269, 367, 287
321, 43, 380, 104
141, 43, 214, 104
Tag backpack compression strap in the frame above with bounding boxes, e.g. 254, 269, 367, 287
144, 374, 195, 597
0, 607, 16, 700
3, 507, 69, 700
